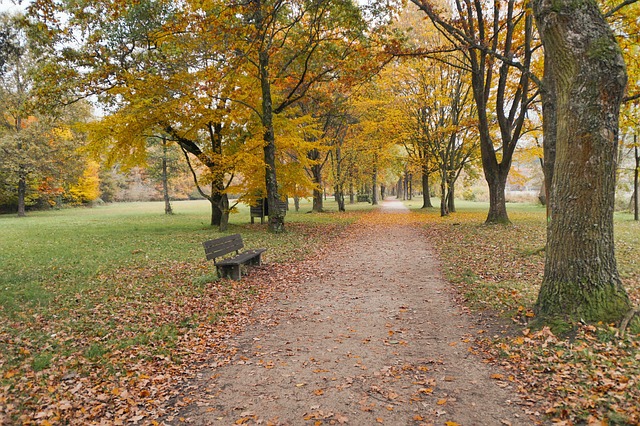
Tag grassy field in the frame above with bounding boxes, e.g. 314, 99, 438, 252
1, 197, 638, 424
0, 198, 368, 424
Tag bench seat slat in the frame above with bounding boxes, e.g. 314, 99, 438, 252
214, 248, 266, 266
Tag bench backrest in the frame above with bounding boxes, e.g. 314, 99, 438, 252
203, 234, 244, 261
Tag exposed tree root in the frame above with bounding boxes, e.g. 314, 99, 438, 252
620, 306, 640, 335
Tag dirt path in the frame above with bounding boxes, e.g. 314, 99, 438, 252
170, 201, 531, 425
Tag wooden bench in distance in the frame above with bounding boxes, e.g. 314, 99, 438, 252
202, 234, 266, 280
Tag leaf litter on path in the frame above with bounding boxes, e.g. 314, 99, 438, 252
168, 203, 535, 425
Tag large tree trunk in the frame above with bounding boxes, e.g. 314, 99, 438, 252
485, 168, 510, 224
532, 0, 631, 323
421, 165, 433, 208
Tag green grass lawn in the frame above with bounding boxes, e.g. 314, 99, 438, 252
0, 199, 366, 313
0, 198, 373, 423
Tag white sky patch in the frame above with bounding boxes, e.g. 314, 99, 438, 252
0, 0, 29, 14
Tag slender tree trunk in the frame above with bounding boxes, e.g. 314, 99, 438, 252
349, 181, 354, 204
308, 148, 323, 212
421, 166, 433, 208
532, 0, 631, 323
371, 155, 378, 205
447, 181, 455, 213
312, 170, 323, 212
335, 185, 345, 211
258, 47, 284, 232
161, 137, 173, 215
439, 171, 448, 217
217, 193, 230, 232
396, 177, 403, 199
333, 147, 345, 211
634, 144, 639, 221
17, 168, 26, 217
402, 174, 408, 201
541, 59, 557, 219
538, 179, 547, 206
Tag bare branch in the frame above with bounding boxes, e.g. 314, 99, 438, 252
605, 0, 640, 18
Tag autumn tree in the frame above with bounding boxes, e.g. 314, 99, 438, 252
0, 13, 92, 214
531, 0, 632, 323
351, 74, 404, 205
408, 0, 536, 224
611, 0, 640, 221
230, 0, 374, 231
32, 0, 268, 230
392, 57, 478, 215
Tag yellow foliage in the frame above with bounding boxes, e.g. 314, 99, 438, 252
69, 161, 101, 203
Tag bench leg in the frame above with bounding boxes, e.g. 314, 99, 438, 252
248, 254, 262, 266
218, 265, 241, 280
230, 265, 241, 280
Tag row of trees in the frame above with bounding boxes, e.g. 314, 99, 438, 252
22, 0, 399, 232
405, 0, 638, 323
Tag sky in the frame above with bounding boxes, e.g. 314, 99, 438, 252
0, 0, 30, 14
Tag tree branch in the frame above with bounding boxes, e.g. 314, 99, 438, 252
605, 0, 640, 18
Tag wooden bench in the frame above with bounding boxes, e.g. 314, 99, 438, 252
202, 234, 266, 280
250, 198, 289, 224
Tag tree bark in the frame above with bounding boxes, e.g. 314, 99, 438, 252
310, 155, 323, 212
349, 181, 354, 204
634, 145, 639, 221
532, 0, 631, 323
335, 185, 345, 212
485, 168, 510, 224
540, 58, 557, 218
161, 136, 173, 215
371, 155, 378, 205
421, 165, 432, 208
258, 45, 284, 232
439, 169, 448, 217
17, 168, 26, 217
447, 182, 455, 213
